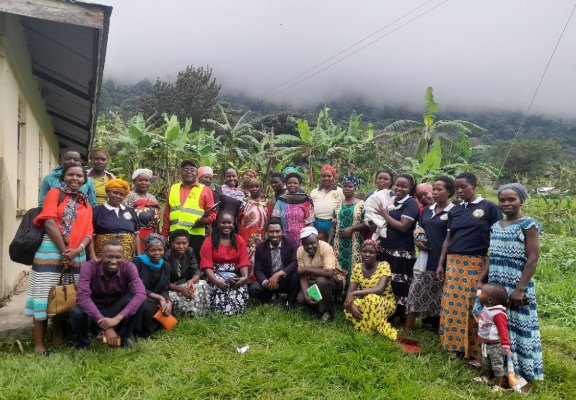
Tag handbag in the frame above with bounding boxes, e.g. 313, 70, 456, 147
413, 250, 429, 274
153, 307, 178, 331
46, 268, 77, 317
9, 191, 67, 265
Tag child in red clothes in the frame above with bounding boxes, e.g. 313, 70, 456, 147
475, 283, 511, 389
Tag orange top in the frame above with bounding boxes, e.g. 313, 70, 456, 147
34, 188, 93, 248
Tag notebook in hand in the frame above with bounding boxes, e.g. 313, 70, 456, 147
307, 283, 322, 301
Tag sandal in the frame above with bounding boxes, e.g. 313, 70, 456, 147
467, 360, 482, 369
474, 376, 491, 384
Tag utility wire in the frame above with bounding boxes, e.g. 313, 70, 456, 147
260, 0, 440, 98
263, 0, 450, 100
497, 0, 576, 177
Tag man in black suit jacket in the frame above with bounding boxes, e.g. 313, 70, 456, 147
249, 218, 300, 306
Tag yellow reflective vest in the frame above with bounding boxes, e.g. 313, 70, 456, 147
168, 182, 206, 236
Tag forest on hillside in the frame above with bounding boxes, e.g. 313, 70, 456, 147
95, 66, 576, 196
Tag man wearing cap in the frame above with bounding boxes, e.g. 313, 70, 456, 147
161, 160, 216, 264
296, 226, 345, 322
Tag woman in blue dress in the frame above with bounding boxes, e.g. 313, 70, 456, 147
477, 183, 543, 386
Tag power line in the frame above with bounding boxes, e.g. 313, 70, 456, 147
260, 0, 440, 98
263, 0, 450, 100
498, 0, 576, 177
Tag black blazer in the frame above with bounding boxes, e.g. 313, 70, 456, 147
253, 237, 298, 284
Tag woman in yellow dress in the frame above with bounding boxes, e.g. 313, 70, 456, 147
344, 239, 397, 340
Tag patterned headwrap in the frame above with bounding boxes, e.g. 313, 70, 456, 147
242, 168, 258, 178
132, 168, 153, 181
342, 175, 359, 189
143, 233, 166, 250
105, 178, 130, 195
321, 164, 337, 180
416, 183, 433, 195
282, 166, 299, 176
362, 239, 381, 252
497, 182, 530, 203
197, 166, 214, 178
300, 226, 319, 239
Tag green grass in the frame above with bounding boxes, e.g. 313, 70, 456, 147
1, 200, 575, 400
0, 304, 575, 400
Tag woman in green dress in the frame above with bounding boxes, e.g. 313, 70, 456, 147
329, 176, 366, 282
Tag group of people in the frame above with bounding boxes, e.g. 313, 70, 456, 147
23, 147, 544, 390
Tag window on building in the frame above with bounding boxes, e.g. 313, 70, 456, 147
17, 100, 26, 209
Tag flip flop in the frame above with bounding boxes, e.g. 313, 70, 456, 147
397, 337, 421, 353
474, 376, 491, 384
467, 360, 482, 369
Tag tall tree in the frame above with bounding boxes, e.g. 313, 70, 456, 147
139, 65, 221, 129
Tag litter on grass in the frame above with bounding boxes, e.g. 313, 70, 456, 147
236, 345, 250, 354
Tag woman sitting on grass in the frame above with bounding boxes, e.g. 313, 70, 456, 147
344, 240, 397, 340
132, 234, 173, 337
200, 211, 250, 315
166, 229, 212, 317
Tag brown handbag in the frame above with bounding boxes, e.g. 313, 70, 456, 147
46, 268, 77, 317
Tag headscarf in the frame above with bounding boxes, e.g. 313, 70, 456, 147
416, 183, 433, 196
321, 164, 337, 180
242, 168, 257, 179
132, 168, 153, 181
143, 232, 166, 250
282, 166, 299, 176
91, 147, 110, 158
342, 176, 359, 189
300, 226, 319, 239
105, 178, 130, 195
497, 183, 529, 203
362, 239, 381, 252
198, 166, 214, 178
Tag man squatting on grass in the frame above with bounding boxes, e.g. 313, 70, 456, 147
71, 240, 146, 349
296, 226, 346, 322
249, 218, 300, 307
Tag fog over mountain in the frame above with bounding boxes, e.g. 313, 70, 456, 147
96, 0, 576, 116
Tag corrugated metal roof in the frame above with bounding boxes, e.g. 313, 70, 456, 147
0, 0, 112, 158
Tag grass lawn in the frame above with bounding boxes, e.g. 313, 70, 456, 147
1, 230, 575, 400
0, 303, 575, 400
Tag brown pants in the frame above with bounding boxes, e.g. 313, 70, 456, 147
297, 276, 343, 313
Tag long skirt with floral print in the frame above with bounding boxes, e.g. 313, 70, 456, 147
169, 280, 213, 317
207, 263, 249, 316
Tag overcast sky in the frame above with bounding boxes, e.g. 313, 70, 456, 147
96, 0, 576, 116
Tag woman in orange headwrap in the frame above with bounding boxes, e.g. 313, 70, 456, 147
90, 178, 141, 260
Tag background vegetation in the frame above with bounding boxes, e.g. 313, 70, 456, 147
97, 65, 576, 199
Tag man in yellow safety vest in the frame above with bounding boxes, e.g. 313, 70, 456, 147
161, 160, 216, 264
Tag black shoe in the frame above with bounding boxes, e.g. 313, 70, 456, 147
121, 338, 136, 348
75, 343, 90, 351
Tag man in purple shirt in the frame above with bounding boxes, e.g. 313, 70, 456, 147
70, 240, 146, 349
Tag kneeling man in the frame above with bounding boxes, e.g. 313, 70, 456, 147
71, 240, 146, 348
296, 227, 345, 322
249, 219, 300, 306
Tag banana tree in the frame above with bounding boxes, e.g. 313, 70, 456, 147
380, 87, 485, 161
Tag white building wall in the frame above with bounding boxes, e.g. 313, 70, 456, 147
0, 12, 58, 297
